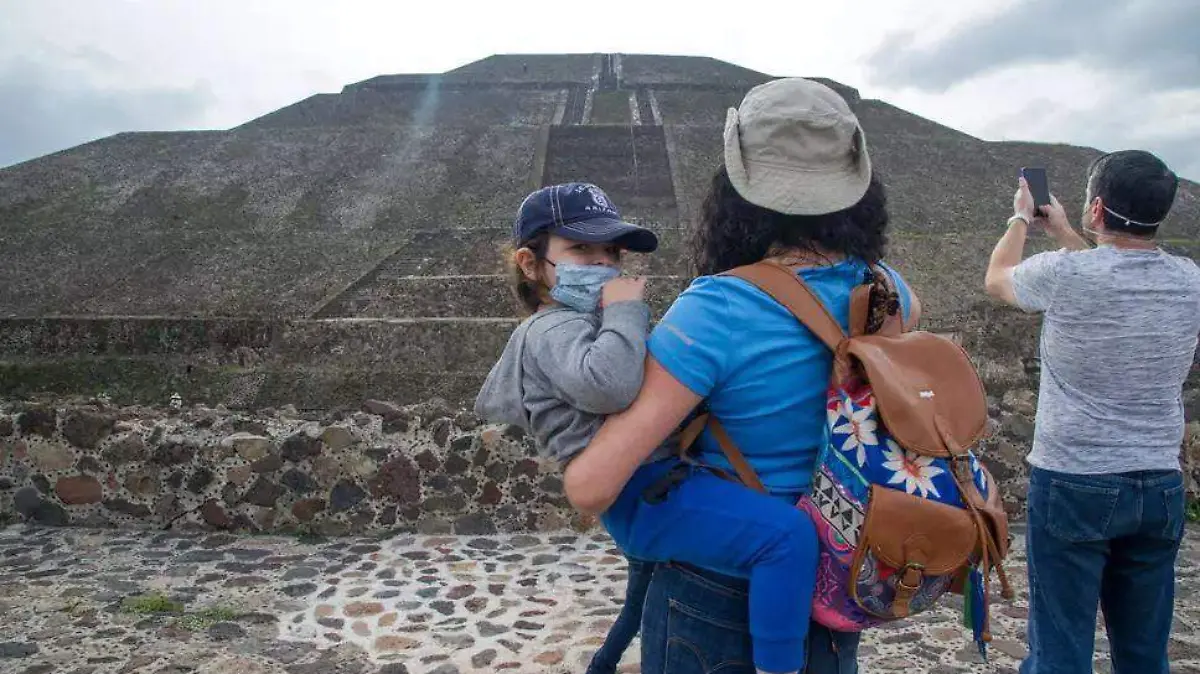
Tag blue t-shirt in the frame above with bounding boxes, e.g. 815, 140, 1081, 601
648, 259, 913, 495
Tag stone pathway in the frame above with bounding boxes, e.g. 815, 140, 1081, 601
1, 525, 1198, 674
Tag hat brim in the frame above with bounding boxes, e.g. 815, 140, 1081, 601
724, 106, 873, 216
549, 217, 659, 253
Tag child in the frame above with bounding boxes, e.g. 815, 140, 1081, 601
475, 182, 817, 674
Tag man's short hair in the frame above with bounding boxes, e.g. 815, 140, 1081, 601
1086, 150, 1178, 236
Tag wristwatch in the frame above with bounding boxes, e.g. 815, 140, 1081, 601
1006, 214, 1030, 228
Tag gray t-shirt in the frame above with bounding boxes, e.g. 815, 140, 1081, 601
1012, 246, 1200, 474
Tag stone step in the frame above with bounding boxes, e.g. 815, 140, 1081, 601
0, 356, 494, 409
311, 227, 693, 319
543, 125, 677, 203
318, 275, 691, 319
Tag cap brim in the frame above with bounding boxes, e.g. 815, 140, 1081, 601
549, 217, 659, 253
724, 106, 872, 216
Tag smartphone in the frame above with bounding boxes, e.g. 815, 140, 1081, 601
1020, 167, 1051, 214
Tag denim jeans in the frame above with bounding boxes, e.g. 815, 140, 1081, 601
586, 557, 655, 674
638, 562, 860, 674
1021, 467, 1186, 674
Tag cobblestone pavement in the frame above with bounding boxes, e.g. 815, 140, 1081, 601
1, 525, 1198, 674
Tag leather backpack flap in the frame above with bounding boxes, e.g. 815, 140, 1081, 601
845, 333, 988, 457
856, 486, 978, 575
979, 464, 1011, 560
849, 485, 979, 617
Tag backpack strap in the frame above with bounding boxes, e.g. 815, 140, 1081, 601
675, 412, 767, 493
709, 417, 767, 493
675, 261, 857, 494
725, 261, 847, 351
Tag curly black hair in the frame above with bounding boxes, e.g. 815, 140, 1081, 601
690, 164, 891, 276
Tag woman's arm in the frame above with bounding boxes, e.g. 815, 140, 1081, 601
563, 356, 702, 514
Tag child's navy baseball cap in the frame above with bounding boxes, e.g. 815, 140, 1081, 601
513, 182, 659, 253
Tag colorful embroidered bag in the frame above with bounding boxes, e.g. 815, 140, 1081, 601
680, 261, 1013, 657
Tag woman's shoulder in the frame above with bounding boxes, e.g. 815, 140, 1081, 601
670, 273, 773, 315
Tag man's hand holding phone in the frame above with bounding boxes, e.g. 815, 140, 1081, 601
1013, 174, 1089, 251
1013, 177, 1038, 224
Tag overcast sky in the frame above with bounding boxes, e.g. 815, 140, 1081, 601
1, 0, 1197, 180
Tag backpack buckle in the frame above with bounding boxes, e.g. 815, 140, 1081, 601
896, 562, 926, 590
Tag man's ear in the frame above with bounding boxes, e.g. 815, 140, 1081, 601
1090, 197, 1106, 228
514, 248, 539, 282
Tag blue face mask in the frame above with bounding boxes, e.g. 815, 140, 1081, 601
549, 263, 621, 313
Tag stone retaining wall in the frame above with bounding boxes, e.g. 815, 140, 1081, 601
0, 399, 586, 536
2, 393, 1197, 535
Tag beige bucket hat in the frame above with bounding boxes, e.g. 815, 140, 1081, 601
724, 78, 872, 215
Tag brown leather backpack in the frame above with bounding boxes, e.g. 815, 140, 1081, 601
677, 260, 1013, 649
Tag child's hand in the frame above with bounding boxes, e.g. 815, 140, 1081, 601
602, 277, 647, 307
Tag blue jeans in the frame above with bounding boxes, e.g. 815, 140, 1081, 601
600, 460, 820, 672
586, 556, 655, 674
1021, 467, 1186, 674
640, 562, 860, 673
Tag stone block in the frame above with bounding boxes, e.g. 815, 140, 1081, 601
454, 512, 496, 535
251, 453, 284, 473
429, 419, 452, 447
17, 406, 57, 438
62, 409, 115, 449
363, 399, 403, 417
55, 475, 103, 504
280, 433, 323, 462
124, 468, 160, 497
226, 464, 253, 486
155, 439, 197, 465
76, 455, 104, 474
382, 415, 409, 434
186, 467, 215, 494
14, 486, 41, 517
311, 455, 340, 484
27, 439, 75, 472
31, 474, 50, 494
329, 480, 367, 512
320, 426, 355, 451
223, 433, 273, 462
102, 433, 148, 464
281, 468, 318, 494
105, 498, 152, 517
291, 498, 326, 522
368, 457, 420, 503
201, 500, 232, 529
241, 476, 285, 507
344, 451, 376, 479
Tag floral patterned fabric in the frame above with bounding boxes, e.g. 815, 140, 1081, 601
799, 377, 991, 633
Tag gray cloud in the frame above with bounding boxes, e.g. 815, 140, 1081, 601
866, 0, 1200, 92
0, 51, 215, 168
980, 91, 1200, 182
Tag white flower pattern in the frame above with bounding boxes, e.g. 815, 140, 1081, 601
882, 439, 944, 498
970, 454, 988, 493
831, 397, 878, 467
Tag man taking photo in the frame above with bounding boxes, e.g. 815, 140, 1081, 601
984, 150, 1199, 674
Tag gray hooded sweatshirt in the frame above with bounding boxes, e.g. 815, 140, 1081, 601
475, 301, 671, 466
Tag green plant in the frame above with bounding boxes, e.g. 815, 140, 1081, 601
1186, 500, 1200, 524
173, 606, 239, 631
121, 593, 184, 615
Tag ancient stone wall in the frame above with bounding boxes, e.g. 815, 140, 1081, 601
2, 387, 1198, 532
0, 399, 588, 536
